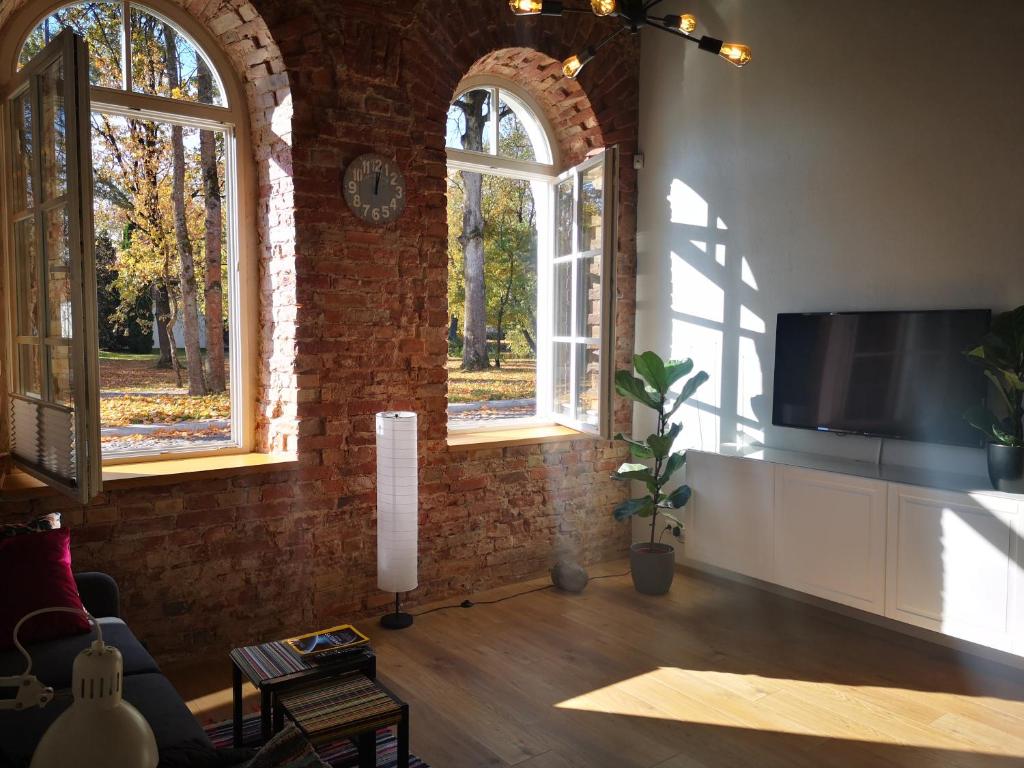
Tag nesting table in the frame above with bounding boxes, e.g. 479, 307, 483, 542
229, 639, 376, 747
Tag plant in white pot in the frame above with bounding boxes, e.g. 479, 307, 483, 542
612, 351, 708, 595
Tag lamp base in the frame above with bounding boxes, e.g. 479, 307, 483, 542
380, 612, 414, 630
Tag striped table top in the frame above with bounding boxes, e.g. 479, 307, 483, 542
278, 673, 403, 744
230, 640, 374, 687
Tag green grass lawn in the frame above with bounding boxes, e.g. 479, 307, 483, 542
447, 358, 536, 403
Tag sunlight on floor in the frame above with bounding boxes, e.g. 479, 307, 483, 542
555, 667, 1024, 757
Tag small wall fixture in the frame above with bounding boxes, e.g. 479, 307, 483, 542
508, 0, 752, 78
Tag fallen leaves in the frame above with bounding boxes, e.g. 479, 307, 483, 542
100, 393, 230, 426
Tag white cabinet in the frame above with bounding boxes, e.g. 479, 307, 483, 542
685, 451, 774, 581
885, 485, 1021, 653
774, 466, 887, 615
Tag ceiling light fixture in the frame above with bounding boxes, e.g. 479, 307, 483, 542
509, 0, 752, 77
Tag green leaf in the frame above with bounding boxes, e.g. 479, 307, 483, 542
633, 352, 668, 395
613, 463, 657, 490
665, 484, 692, 508
614, 433, 654, 459
667, 371, 710, 417
647, 423, 682, 460
659, 451, 687, 484
663, 359, 694, 389
613, 496, 655, 522
615, 370, 659, 410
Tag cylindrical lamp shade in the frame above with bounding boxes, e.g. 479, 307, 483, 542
376, 411, 418, 594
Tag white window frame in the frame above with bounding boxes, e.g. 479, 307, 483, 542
445, 79, 616, 438
0, 0, 257, 478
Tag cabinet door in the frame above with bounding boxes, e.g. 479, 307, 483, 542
685, 451, 774, 581
774, 466, 887, 614
886, 485, 1020, 653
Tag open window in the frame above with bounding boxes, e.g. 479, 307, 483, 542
545, 149, 617, 437
445, 81, 616, 439
5, 30, 101, 502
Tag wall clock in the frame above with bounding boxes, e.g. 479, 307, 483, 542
343, 153, 406, 224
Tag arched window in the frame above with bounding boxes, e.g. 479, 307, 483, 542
2, 1, 253, 500
445, 79, 615, 437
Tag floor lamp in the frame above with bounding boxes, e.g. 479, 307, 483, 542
377, 411, 418, 629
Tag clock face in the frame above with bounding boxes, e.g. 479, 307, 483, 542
343, 153, 406, 224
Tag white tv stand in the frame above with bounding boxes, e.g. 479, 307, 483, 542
683, 445, 1024, 662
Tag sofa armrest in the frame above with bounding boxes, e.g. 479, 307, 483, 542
74, 572, 120, 618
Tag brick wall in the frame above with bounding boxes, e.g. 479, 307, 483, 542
0, 0, 640, 662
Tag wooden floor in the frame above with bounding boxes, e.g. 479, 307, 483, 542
166, 562, 1024, 768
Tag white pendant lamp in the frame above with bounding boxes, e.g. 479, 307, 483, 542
376, 411, 418, 629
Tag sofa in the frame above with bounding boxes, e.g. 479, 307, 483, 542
0, 572, 220, 768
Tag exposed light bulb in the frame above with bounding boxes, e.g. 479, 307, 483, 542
665, 13, 697, 33
719, 42, 752, 67
508, 0, 564, 14
508, 0, 542, 14
562, 48, 595, 79
590, 0, 617, 15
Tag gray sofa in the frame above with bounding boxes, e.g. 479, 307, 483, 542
0, 573, 225, 767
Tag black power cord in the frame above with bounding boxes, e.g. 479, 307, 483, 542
413, 570, 631, 617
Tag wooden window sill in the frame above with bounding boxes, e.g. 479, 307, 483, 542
0, 453, 299, 499
447, 424, 593, 450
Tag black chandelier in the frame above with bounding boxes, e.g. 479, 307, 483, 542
508, 0, 752, 78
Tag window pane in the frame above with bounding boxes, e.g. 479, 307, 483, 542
446, 89, 491, 153
554, 261, 572, 337
556, 178, 573, 257
497, 92, 551, 163
576, 255, 602, 340
14, 218, 39, 337
48, 343, 74, 407
579, 162, 604, 252
10, 90, 34, 212
40, 59, 68, 201
19, 2, 123, 89
575, 345, 602, 428
45, 206, 73, 339
498, 95, 536, 162
91, 114, 233, 455
130, 8, 225, 106
17, 344, 41, 398
554, 342, 572, 418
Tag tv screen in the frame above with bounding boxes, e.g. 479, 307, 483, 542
772, 310, 991, 447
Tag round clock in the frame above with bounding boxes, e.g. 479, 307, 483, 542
343, 153, 406, 224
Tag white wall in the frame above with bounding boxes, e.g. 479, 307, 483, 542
635, 0, 1024, 476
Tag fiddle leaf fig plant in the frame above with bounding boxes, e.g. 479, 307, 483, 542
965, 305, 1024, 447
612, 351, 709, 549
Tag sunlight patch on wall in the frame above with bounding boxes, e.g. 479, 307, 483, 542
668, 179, 708, 227
671, 318, 721, 452
741, 256, 758, 290
738, 336, 764, 445
670, 252, 723, 323
555, 667, 1024, 757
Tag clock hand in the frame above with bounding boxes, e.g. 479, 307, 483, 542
374, 172, 381, 196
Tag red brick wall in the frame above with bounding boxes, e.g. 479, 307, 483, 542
0, 0, 640, 662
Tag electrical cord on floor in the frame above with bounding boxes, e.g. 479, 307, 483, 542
412, 570, 632, 617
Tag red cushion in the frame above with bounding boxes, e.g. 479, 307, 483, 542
0, 528, 90, 650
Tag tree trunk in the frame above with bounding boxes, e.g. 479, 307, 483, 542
198, 60, 226, 393
165, 26, 207, 396
457, 89, 490, 371
151, 283, 173, 368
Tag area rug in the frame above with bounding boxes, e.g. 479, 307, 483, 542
205, 714, 429, 767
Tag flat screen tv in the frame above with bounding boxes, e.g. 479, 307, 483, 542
772, 309, 991, 447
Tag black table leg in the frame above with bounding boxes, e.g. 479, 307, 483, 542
272, 696, 284, 734
357, 731, 376, 768
231, 663, 243, 748
398, 705, 410, 767
260, 688, 272, 744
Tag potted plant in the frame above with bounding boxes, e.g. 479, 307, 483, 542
965, 305, 1024, 493
612, 351, 708, 595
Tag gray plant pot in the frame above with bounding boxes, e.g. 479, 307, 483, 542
629, 542, 676, 595
987, 443, 1024, 493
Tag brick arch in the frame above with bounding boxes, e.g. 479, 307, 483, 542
0, 0, 297, 454
462, 47, 604, 172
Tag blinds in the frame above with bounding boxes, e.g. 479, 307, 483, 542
10, 395, 76, 481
